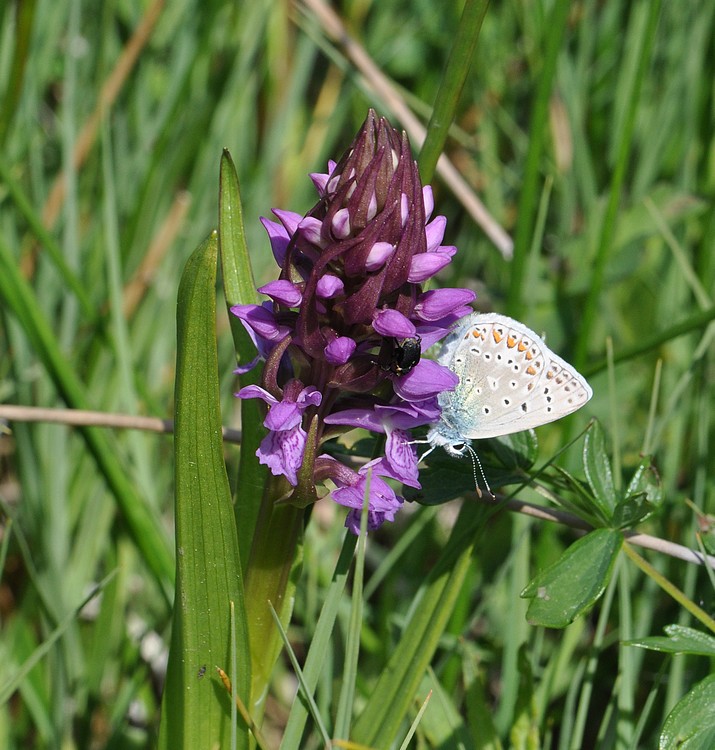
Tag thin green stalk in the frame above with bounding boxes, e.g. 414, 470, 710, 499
622, 543, 715, 635
617, 559, 635, 748
574, 0, 662, 368
506, 0, 571, 319
334, 475, 370, 740
0, 0, 36, 145
570, 556, 620, 750
417, 0, 490, 183
583, 305, 715, 377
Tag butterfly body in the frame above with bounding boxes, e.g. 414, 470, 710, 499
426, 313, 592, 457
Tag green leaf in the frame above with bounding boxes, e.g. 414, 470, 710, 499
218, 149, 268, 574
548, 466, 608, 527
407, 439, 531, 506
611, 493, 656, 529
488, 430, 539, 471
627, 625, 715, 657
158, 234, 250, 750
521, 529, 622, 628
243, 477, 303, 714
625, 455, 663, 508
660, 674, 715, 750
583, 422, 617, 518
611, 456, 661, 528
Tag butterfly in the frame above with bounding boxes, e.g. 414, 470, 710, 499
425, 313, 592, 460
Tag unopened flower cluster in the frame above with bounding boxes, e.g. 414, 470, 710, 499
233, 110, 474, 533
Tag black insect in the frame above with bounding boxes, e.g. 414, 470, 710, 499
376, 335, 422, 376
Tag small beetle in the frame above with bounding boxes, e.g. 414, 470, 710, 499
376, 335, 422, 376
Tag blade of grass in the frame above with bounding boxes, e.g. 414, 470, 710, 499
583, 305, 715, 377
351, 501, 487, 748
574, 0, 662, 369
158, 233, 250, 750
281, 532, 357, 747
0, 236, 174, 597
270, 602, 332, 747
0, 571, 115, 704
398, 690, 433, 750
0, 0, 36, 145
0, 156, 95, 319
417, 0, 490, 183
506, 0, 571, 319
334, 475, 371, 739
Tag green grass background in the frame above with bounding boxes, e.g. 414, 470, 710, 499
1, 0, 714, 747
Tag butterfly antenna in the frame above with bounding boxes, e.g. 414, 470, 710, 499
465, 444, 494, 500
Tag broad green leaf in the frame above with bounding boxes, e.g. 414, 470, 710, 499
218, 149, 268, 574
660, 674, 715, 750
158, 234, 249, 750
582, 422, 617, 518
522, 529, 622, 628
627, 625, 715, 657
407, 446, 530, 506
487, 430, 539, 471
351, 501, 488, 748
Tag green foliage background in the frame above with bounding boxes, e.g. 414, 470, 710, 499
1, 0, 714, 747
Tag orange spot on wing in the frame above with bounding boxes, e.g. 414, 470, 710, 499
518, 341, 528, 352
526, 365, 537, 375
525, 350, 533, 360
493, 329, 503, 344
507, 335, 516, 348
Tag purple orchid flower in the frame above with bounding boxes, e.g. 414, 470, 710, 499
233, 110, 475, 533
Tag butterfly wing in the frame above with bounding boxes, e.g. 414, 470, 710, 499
438, 313, 592, 441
